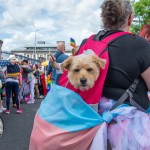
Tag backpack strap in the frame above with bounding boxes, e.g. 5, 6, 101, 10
110, 78, 146, 112
77, 31, 130, 56
100, 31, 130, 44
99, 32, 131, 56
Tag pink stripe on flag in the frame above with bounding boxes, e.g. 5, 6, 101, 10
29, 113, 101, 150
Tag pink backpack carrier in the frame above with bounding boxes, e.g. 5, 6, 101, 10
59, 32, 130, 104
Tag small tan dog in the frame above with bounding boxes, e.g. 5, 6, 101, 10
61, 54, 106, 91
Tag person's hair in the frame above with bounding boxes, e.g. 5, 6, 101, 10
22, 59, 28, 64
34, 64, 39, 69
139, 24, 150, 42
57, 42, 65, 52
101, 0, 133, 30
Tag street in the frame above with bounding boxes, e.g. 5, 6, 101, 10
0, 99, 42, 150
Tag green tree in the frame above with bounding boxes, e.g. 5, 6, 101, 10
130, 0, 150, 34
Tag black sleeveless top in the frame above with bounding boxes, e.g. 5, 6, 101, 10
81, 30, 150, 109
7, 64, 20, 77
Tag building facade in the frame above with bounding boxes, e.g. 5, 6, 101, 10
11, 42, 72, 61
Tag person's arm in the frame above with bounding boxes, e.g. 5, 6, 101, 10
18, 73, 22, 85
2, 67, 7, 81
2, 67, 6, 74
20, 65, 29, 68
48, 54, 59, 70
47, 55, 64, 75
22, 68, 34, 73
141, 67, 150, 91
39, 69, 44, 75
138, 39, 150, 91
39, 66, 45, 74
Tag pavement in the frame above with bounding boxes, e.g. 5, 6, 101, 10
0, 99, 42, 150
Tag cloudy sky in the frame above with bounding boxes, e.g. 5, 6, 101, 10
0, 0, 104, 51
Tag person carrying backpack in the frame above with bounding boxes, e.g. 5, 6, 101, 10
30, 0, 150, 149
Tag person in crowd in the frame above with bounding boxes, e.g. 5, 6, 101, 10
47, 42, 69, 84
138, 24, 150, 100
2, 55, 23, 114
46, 72, 52, 92
0, 66, 6, 113
12, 64, 23, 107
21, 59, 35, 104
71, 46, 79, 56
38, 62, 47, 98
33, 64, 40, 99
138, 24, 150, 42
18, 62, 23, 103
30, 0, 150, 149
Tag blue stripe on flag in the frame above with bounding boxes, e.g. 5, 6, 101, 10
70, 37, 75, 43
38, 84, 104, 132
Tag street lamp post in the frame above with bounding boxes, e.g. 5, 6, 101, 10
0, 40, 3, 60
34, 30, 38, 59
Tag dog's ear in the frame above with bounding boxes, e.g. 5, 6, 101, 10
61, 56, 73, 71
92, 55, 106, 69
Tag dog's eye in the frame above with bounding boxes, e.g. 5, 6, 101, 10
74, 69, 80, 72
87, 68, 93, 72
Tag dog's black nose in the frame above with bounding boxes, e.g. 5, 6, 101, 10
80, 78, 87, 85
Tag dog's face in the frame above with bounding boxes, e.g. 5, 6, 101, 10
61, 54, 106, 91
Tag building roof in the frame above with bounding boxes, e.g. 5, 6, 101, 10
11, 44, 71, 52
12, 47, 26, 51
11, 44, 57, 51
25, 43, 57, 48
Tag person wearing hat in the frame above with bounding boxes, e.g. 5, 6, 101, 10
0, 55, 19, 113
2, 55, 23, 114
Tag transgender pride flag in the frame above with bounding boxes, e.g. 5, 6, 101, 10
29, 84, 107, 150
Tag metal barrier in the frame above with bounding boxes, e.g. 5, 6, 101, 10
1, 51, 41, 64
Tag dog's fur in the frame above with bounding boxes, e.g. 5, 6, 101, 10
61, 54, 106, 91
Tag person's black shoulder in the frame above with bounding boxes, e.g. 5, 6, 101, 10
133, 35, 150, 73
80, 39, 88, 47
22, 68, 34, 73
79, 30, 107, 48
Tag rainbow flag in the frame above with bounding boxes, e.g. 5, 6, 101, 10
70, 37, 76, 47
29, 84, 107, 150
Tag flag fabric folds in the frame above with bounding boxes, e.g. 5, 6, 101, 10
29, 84, 150, 150
29, 84, 107, 150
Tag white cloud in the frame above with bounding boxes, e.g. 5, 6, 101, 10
0, 0, 104, 51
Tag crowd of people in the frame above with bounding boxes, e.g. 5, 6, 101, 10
0, 57, 47, 114
0, 41, 71, 114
